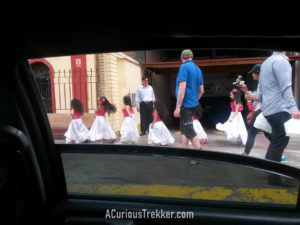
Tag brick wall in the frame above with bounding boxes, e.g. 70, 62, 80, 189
96, 53, 120, 132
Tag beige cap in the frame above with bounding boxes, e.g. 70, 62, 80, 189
181, 49, 193, 59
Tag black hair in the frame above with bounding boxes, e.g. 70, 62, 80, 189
123, 95, 132, 107
194, 103, 203, 119
232, 89, 243, 105
71, 99, 83, 113
142, 76, 148, 81
99, 96, 117, 115
153, 101, 164, 120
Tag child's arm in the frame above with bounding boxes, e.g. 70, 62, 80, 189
229, 103, 240, 122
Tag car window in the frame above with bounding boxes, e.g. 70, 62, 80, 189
61, 151, 299, 208
28, 49, 300, 209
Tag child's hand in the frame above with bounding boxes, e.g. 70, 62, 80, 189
151, 122, 154, 128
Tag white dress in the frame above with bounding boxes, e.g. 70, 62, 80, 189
64, 117, 90, 144
89, 111, 117, 141
148, 120, 175, 146
254, 113, 300, 137
216, 111, 248, 145
193, 119, 208, 140
120, 108, 139, 143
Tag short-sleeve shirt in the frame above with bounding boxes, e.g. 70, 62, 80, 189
97, 106, 106, 116
230, 101, 243, 112
122, 107, 134, 117
175, 61, 204, 108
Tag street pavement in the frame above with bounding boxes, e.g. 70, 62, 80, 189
56, 129, 300, 169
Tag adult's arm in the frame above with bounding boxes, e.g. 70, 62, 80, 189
198, 84, 204, 100
174, 81, 186, 118
135, 88, 141, 112
273, 59, 298, 112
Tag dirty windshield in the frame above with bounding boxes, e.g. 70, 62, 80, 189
29, 49, 300, 208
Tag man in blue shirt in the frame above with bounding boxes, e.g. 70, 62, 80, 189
174, 49, 204, 149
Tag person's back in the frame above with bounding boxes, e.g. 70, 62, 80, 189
259, 52, 294, 116
176, 61, 203, 108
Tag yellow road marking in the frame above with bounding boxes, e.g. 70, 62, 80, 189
68, 184, 298, 205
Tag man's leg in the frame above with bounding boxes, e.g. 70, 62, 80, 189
145, 102, 153, 133
140, 102, 147, 135
265, 112, 291, 162
191, 136, 201, 149
180, 107, 201, 149
181, 135, 189, 148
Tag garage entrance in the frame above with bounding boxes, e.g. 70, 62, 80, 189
143, 51, 300, 130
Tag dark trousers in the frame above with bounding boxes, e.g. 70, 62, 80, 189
180, 107, 197, 139
244, 111, 272, 154
140, 101, 153, 134
265, 112, 291, 162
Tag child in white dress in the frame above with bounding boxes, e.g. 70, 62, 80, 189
64, 99, 89, 144
216, 88, 247, 145
89, 96, 117, 143
120, 95, 139, 144
193, 104, 208, 144
148, 101, 175, 146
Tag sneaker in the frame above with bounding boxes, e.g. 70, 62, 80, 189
236, 140, 243, 145
281, 156, 288, 163
200, 139, 207, 144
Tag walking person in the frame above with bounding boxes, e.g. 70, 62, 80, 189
148, 100, 175, 146
89, 96, 117, 143
242, 64, 272, 156
135, 76, 156, 136
64, 99, 90, 144
120, 95, 139, 144
216, 88, 248, 145
258, 51, 300, 162
174, 49, 204, 149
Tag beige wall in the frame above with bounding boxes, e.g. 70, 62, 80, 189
46, 53, 143, 134
117, 56, 142, 131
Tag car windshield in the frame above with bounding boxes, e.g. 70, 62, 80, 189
28, 49, 300, 209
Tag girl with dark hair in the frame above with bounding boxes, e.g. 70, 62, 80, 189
148, 100, 175, 146
64, 99, 89, 143
120, 95, 139, 144
191, 104, 208, 145
216, 89, 247, 145
89, 96, 117, 143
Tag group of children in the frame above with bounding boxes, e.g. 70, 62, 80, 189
64, 95, 208, 146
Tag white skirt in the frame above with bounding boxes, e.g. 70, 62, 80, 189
148, 121, 175, 145
216, 112, 248, 145
254, 113, 300, 137
64, 118, 90, 144
120, 117, 139, 143
253, 113, 272, 133
89, 116, 117, 141
193, 120, 208, 140
285, 118, 300, 137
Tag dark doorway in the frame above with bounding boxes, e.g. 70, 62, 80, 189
31, 62, 53, 113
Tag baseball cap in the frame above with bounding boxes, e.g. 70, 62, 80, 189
181, 49, 193, 59
248, 64, 261, 74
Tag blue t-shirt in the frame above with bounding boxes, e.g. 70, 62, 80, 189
175, 61, 203, 108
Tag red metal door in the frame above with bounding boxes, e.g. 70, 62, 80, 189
71, 55, 88, 112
